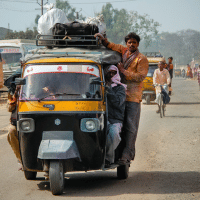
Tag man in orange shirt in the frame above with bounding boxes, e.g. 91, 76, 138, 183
95, 32, 149, 165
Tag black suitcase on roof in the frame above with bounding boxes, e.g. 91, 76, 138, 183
53, 21, 99, 36
52, 21, 99, 46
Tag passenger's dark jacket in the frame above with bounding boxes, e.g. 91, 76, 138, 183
106, 84, 126, 124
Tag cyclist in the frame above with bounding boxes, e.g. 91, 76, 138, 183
153, 61, 171, 113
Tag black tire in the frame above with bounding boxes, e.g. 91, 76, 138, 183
24, 170, 37, 180
159, 95, 163, 118
117, 164, 129, 179
146, 95, 150, 105
49, 160, 64, 195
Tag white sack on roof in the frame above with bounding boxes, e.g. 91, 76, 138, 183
85, 14, 106, 36
38, 5, 69, 35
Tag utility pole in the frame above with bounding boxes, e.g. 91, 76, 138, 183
37, 0, 48, 16
7, 23, 10, 34
76, 9, 82, 19
41, 0, 43, 15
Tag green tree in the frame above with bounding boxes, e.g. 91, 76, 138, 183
18, 31, 26, 39
56, 0, 85, 21
140, 29, 200, 65
35, 14, 40, 25
4, 28, 38, 40
100, 3, 160, 46
129, 11, 160, 47
4, 31, 18, 39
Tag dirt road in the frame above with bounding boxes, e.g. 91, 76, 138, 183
0, 77, 200, 200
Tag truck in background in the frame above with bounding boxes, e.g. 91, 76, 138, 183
0, 39, 40, 80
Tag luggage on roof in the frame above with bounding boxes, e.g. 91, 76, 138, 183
36, 21, 100, 48
50, 21, 99, 47
53, 22, 99, 36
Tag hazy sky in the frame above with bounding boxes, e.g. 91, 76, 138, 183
0, 0, 200, 34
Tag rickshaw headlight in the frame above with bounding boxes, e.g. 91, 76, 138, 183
18, 118, 35, 133
85, 120, 96, 131
80, 118, 100, 132
21, 121, 31, 131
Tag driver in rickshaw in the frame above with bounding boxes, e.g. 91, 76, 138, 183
104, 65, 126, 166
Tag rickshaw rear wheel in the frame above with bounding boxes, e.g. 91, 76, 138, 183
117, 164, 129, 179
49, 160, 65, 195
24, 171, 37, 180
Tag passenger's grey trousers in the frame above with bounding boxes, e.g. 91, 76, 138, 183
122, 101, 141, 161
106, 122, 122, 163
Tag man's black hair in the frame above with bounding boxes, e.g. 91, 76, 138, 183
168, 57, 173, 60
125, 32, 140, 43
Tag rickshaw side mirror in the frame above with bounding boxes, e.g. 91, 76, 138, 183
89, 77, 103, 85
15, 78, 26, 85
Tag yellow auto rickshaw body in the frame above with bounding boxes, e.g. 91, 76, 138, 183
17, 46, 122, 179
19, 57, 106, 114
14, 33, 128, 196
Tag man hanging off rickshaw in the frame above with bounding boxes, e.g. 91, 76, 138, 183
95, 32, 149, 165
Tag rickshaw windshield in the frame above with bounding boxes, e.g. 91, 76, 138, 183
20, 64, 102, 101
147, 64, 158, 77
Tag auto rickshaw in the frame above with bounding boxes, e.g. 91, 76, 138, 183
14, 36, 130, 195
142, 52, 165, 104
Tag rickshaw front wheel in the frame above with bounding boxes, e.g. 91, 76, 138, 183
146, 95, 150, 105
24, 171, 37, 180
49, 160, 65, 195
117, 164, 129, 179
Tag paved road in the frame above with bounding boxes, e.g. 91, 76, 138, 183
0, 104, 9, 130
0, 77, 200, 200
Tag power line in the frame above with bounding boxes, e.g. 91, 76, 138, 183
0, 8, 37, 12
69, 0, 136, 4
0, 0, 36, 3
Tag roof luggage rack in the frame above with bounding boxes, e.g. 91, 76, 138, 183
143, 52, 163, 57
36, 34, 100, 48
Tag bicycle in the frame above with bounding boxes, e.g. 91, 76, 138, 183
154, 84, 168, 118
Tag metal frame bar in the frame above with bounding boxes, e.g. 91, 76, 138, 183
28, 51, 102, 55
36, 34, 100, 47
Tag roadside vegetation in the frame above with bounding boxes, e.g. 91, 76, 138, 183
3, 0, 200, 65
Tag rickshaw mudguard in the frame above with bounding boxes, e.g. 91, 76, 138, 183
37, 131, 81, 160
